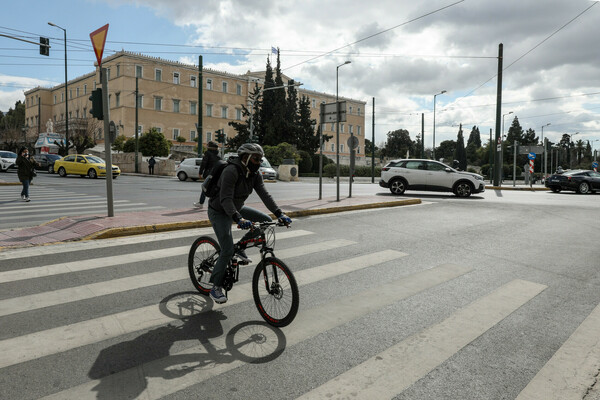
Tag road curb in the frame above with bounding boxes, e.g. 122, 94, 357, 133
84, 198, 421, 241
0, 182, 20, 186
485, 186, 549, 191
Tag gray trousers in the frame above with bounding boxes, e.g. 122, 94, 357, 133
207, 206, 272, 287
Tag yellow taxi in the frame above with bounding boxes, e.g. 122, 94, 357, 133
54, 154, 121, 179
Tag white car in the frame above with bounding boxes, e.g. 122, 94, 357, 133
175, 157, 202, 181
224, 152, 277, 180
379, 159, 485, 197
0, 151, 17, 172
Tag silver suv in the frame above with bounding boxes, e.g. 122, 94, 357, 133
379, 159, 485, 197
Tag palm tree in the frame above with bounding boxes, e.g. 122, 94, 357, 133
575, 139, 585, 167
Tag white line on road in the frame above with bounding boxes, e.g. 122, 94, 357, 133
516, 301, 600, 400
297, 279, 547, 400
0, 202, 147, 215
41, 262, 470, 400
0, 250, 405, 369
0, 239, 356, 316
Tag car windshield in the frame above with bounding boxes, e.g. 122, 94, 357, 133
261, 158, 271, 168
0, 151, 17, 158
86, 156, 104, 163
47, 154, 61, 160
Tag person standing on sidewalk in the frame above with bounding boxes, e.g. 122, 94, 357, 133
16, 147, 37, 202
148, 156, 156, 175
194, 141, 221, 209
207, 143, 291, 304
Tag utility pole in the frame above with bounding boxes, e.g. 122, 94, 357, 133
101, 67, 114, 217
371, 97, 375, 183
493, 43, 504, 187
197, 55, 203, 157
135, 77, 139, 173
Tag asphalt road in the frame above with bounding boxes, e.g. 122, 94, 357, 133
0, 186, 599, 399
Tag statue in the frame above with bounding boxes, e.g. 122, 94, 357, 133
46, 119, 54, 133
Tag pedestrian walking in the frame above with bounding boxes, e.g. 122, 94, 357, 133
16, 147, 37, 202
148, 156, 156, 175
194, 141, 221, 209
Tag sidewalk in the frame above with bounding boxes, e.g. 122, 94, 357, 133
0, 195, 420, 250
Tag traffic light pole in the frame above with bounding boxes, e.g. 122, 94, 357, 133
101, 67, 114, 217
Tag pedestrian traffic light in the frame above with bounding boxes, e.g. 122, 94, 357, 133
89, 88, 103, 120
216, 129, 226, 143
39, 37, 49, 56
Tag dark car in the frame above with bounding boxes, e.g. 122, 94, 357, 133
545, 169, 600, 194
33, 154, 62, 173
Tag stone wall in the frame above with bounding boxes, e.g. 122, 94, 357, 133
111, 152, 176, 176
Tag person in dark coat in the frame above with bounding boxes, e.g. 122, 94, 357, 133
16, 147, 37, 202
194, 141, 221, 209
148, 156, 156, 175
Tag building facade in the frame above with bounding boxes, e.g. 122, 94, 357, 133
24, 51, 366, 162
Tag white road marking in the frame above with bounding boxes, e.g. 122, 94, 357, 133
516, 301, 600, 400
297, 279, 547, 400
0, 250, 405, 369
41, 262, 471, 400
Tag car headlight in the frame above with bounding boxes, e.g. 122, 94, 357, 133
98, 166, 106, 170
475, 175, 484, 181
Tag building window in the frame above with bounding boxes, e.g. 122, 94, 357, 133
206, 78, 213, 90
76, 110, 79, 118
136, 65, 143, 78
173, 128, 180, 140
222, 81, 228, 93
349, 125, 353, 134
173, 99, 180, 113
61, 113, 64, 121
116, 64, 120, 77
94, 81, 97, 89
84, 84, 87, 95
357, 146, 360, 154
236, 84, 242, 95
69, 89, 73, 99
330, 123, 334, 131
190, 101, 197, 115
331, 143, 335, 152
137, 94, 143, 108
357, 126, 361, 136
190, 130, 196, 141
76, 87, 80, 97
206, 104, 213, 117
83, 107, 87, 116
236, 108, 242, 120
116, 93, 121, 107
357, 107, 361, 116
312, 99, 316, 108
61, 93, 64, 102
349, 106, 353, 114
221, 106, 228, 119
106, 68, 111, 80
190, 76, 196, 88
341, 144, 344, 153
155, 69, 162, 81
153, 127, 162, 133
173, 72, 180, 84
53, 95, 56, 104
154, 97, 162, 111
341, 124, 344, 133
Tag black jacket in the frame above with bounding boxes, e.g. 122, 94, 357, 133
199, 149, 221, 178
16, 155, 36, 182
208, 157, 281, 222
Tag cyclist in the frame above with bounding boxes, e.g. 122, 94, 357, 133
207, 143, 291, 304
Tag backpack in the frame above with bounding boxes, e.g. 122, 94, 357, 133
202, 160, 243, 198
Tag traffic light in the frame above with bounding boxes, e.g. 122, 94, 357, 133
216, 129, 226, 143
39, 37, 49, 56
89, 88, 104, 120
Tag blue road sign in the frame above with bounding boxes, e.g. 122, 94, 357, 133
593, 161, 598, 168
528, 152, 536, 160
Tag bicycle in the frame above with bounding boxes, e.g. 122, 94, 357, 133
188, 221, 299, 327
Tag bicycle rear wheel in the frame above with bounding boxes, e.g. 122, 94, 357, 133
252, 257, 299, 327
188, 236, 220, 295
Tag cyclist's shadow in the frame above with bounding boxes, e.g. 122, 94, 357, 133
88, 292, 287, 400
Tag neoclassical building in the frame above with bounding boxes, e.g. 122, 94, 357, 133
24, 51, 366, 162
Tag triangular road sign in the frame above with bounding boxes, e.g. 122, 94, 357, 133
89, 24, 109, 66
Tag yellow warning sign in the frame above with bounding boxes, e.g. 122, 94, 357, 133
89, 24, 109, 67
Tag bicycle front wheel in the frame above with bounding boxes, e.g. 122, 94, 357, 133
188, 236, 220, 295
252, 257, 299, 327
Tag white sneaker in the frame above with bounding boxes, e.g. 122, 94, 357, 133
25, 197, 31, 202
193, 202, 204, 209
21, 195, 25, 200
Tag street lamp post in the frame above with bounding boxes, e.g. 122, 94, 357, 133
432, 90, 446, 160
541, 123, 550, 178
336, 61, 351, 201
48, 22, 68, 155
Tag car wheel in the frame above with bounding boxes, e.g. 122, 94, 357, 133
577, 182, 590, 194
454, 181, 473, 197
389, 178, 406, 195
48, 165, 54, 174
550, 186, 561, 193
177, 171, 188, 181
58, 167, 67, 177
88, 169, 98, 179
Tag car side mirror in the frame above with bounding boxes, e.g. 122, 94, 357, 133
445, 168, 453, 172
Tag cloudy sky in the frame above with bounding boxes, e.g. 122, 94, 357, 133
2, 0, 599, 150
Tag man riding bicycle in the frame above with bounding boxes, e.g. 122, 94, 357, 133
207, 143, 291, 304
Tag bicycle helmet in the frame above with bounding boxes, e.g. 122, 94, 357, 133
237, 143, 264, 157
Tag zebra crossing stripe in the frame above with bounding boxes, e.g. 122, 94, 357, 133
0, 202, 147, 216
516, 301, 600, 400
0, 235, 340, 284
297, 279, 547, 400
40, 262, 471, 400
0, 239, 356, 316
0, 229, 314, 260
0, 249, 402, 369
